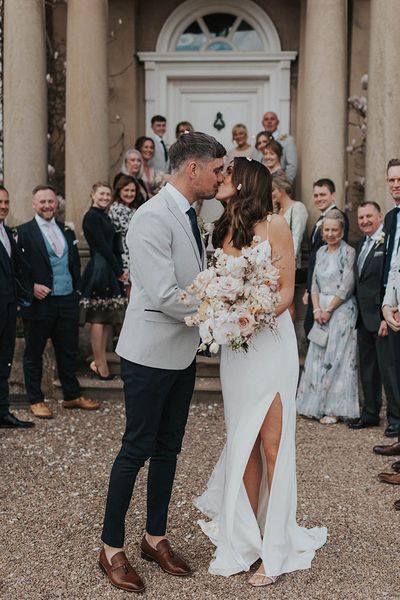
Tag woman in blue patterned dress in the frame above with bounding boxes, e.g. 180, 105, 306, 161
296, 209, 359, 424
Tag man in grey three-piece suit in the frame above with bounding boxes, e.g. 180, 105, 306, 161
99, 132, 226, 593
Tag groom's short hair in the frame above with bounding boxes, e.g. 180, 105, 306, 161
169, 132, 226, 173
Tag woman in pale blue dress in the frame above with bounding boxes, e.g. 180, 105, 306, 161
296, 209, 359, 424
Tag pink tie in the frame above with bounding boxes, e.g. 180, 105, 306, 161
0, 224, 11, 257
44, 222, 64, 257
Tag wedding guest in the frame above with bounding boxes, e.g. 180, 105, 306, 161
377, 250, 400, 494
255, 130, 271, 155
226, 124, 259, 163
80, 182, 126, 381
113, 148, 148, 204
272, 175, 308, 319
263, 139, 285, 178
296, 209, 359, 424
109, 175, 140, 290
303, 178, 349, 336
17, 185, 99, 419
135, 136, 167, 198
0, 186, 34, 429
175, 121, 194, 138
349, 202, 399, 433
149, 114, 169, 172
261, 111, 297, 181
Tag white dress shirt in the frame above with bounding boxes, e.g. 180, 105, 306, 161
0, 222, 11, 257
389, 205, 400, 273
35, 214, 66, 254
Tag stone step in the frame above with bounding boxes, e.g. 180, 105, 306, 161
54, 372, 222, 403
195, 354, 220, 378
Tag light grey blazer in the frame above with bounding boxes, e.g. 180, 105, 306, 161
116, 187, 206, 369
383, 252, 400, 308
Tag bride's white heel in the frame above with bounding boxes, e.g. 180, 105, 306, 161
248, 565, 279, 587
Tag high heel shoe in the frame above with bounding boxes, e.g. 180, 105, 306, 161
248, 565, 279, 587
89, 361, 115, 381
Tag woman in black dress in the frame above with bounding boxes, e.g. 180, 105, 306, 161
80, 181, 127, 380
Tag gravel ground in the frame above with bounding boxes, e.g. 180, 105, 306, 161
1, 399, 399, 600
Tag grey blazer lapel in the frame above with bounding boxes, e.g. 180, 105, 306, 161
163, 191, 203, 269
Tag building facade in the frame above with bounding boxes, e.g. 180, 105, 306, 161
2, 0, 399, 238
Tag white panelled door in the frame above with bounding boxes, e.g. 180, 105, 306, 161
168, 78, 269, 149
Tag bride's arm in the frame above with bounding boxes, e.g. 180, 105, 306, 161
268, 214, 295, 316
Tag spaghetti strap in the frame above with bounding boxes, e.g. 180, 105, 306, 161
266, 214, 272, 241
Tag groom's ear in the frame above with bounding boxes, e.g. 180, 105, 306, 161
186, 160, 199, 180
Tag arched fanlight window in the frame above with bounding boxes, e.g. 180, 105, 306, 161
175, 12, 263, 52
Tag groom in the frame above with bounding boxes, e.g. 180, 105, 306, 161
99, 132, 226, 593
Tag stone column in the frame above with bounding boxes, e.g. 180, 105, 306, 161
300, 0, 348, 226
365, 0, 400, 213
65, 0, 109, 238
3, 0, 47, 224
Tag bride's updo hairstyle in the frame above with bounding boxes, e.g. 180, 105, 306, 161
213, 157, 273, 249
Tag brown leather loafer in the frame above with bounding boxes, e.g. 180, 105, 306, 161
30, 402, 53, 419
140, 536, 192, 577
378, 472, 400, 485
99, 547, 145, 593
62, 396, 100, 410
373, 441, 400, 456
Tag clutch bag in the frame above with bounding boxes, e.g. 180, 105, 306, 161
307, 324, 328, 347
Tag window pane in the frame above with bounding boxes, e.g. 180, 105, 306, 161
203, 13, 236, 37
176, 21, 207, 51
232, 20, 263, 51
206, 41, 233, 51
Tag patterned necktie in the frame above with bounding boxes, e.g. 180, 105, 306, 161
383, 206, 400, 284
186, 207, 203, 258
357, 236, 373, 275
160, 139, 168, 163
44, 222, 64, 257
0, 224, 11, 257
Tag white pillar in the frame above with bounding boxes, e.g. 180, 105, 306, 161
3, 0, 47, 224
365, 0, 400, 213
65, 0, 109, 238
300, 0, 348, 225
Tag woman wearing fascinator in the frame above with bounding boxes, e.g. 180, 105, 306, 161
194, 157, 327, 586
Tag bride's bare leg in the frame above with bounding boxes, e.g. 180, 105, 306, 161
249, 394, 282, 586
243, 434, 262, 514
260, 393, 282, 491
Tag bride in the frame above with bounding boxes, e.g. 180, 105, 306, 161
194, 157, 327, 586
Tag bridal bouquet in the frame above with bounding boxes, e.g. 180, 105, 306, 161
181, 238, 281, 353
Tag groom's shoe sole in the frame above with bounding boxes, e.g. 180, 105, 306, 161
140, 536, 192, 577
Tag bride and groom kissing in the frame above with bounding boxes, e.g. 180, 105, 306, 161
98, 132, 327, 593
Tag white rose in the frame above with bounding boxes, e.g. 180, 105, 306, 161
217, 276, 243, 301
213, 319, 241, 345
233, 306, 256, 337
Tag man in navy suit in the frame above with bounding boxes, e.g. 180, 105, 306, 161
349, 201, 399, 433
0, 186, 34, 429
17, 185, 99, 419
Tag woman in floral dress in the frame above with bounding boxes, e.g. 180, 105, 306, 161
296, 209, 359, 424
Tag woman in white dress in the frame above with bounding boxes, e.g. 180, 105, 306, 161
195, 158, 327, 586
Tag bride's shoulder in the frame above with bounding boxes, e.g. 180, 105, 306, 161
254, 213, 289, 236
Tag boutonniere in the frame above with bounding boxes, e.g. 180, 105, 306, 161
11, 226, 18, 241
197, 216, 213, 243
374, 231, 385, 248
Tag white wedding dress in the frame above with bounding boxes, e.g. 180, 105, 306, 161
195, 240, 327, 578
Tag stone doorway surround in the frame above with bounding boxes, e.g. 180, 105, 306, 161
137, 0, 297, 147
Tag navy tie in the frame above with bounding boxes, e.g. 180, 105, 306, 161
186, 207, 203, 258
383, 206, 400, 285
160, 139, 168, 163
